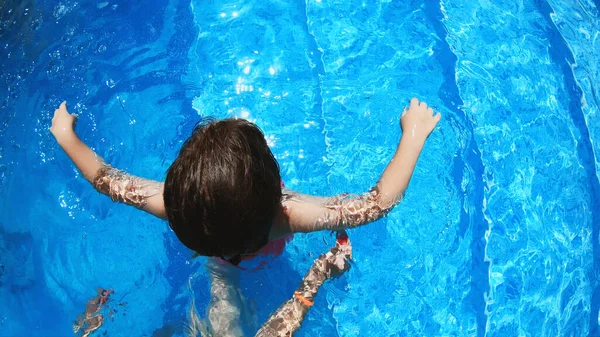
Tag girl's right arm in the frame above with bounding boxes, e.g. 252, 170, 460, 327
50, 102, 167, 219
273, 98, 441, 235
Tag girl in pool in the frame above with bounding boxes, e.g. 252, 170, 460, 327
186, 231, 352, 337
50, 97, 440, 335
74, 232, 351, 337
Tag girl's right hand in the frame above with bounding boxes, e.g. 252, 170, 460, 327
400, 98, 441, 144
50, 101, 78, 143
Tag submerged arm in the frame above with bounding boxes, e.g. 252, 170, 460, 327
51, 102, 167, 219
255, 232, 352, 337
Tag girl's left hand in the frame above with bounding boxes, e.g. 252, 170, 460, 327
50, 101, 78, 143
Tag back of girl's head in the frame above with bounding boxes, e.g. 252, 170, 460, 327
164, 118, 281, 258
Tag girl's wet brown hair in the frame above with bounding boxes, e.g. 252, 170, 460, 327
164, 118, 281, 258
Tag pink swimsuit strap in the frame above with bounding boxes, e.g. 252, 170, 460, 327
218, 235, 293, 271
218, 180, 289, 270
240, 235, 292, 260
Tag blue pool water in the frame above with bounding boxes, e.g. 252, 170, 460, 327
1, 0, 599, 336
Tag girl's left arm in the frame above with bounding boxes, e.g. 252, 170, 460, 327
51, 101, 167, 219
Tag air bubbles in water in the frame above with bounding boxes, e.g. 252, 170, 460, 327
53, 4, 69, 19
31, 19, 41, 31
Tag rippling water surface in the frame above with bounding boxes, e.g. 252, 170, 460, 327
1, 0, 599, 336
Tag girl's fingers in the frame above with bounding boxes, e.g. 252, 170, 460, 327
410, 97, 419, 108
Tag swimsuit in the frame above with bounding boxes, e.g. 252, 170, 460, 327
219, 180, 292, 271
220, 235, 293, 271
